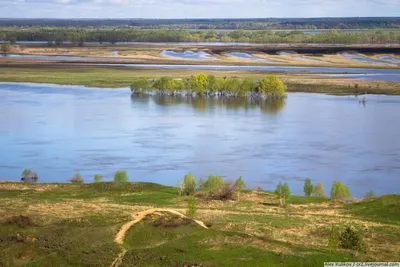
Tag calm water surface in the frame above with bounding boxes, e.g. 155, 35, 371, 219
1, 82, 399, 197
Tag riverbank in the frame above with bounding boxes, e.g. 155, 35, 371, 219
1, 65, 399, 95
0, 182, 398, 266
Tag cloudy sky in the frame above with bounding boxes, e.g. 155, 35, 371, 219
0, 0, 399, 18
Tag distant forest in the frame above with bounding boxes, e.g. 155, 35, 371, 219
0, 17, 399, 29
1, 28, 399, 44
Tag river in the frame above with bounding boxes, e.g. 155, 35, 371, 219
1, 82, 399, 197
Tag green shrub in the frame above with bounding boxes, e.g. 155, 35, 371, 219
186, 196, 197, 218
338, 226, 365, 252
94, 174, 103, 183
328, 225, 338, 249
70, 173, 84, 184
303, 178, 314, 196
330, 181, 351, 200
114, 170, 129, 183
313, 181, 326, 197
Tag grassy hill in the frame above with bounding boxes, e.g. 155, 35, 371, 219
0, 182, 399, 266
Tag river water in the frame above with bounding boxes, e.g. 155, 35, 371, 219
1, 82, 399, 197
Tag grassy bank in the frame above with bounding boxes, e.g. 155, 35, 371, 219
0, 182, 399, 266
3, 44, 400, 69
0, 65, 399, 95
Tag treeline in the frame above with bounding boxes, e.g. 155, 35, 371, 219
130, 74, 287, 98
0, 28, 399, 44
0, 17, 399, 29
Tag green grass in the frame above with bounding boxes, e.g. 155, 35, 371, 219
345, 195, 400, 224
121, 222, 358, 267
288, 195, 329, 204
0, 216, 121, 267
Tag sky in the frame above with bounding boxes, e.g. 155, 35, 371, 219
0, 0, 399, 18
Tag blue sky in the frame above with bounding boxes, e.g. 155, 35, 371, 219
0, 0, 399, 18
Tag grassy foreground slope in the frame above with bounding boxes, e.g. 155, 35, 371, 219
0, 182, 399, 266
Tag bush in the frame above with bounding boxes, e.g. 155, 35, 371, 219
94, 174, 103, 183
114, 170, 128, 183
365, 190, 375, 199
338, 226, 365, 252
70, 173, 84, 184
209, 180, 237, 201
303, 178, 314, 196
328, 225, 339, 249
186, 196, 197, 218
7, 215, 35, 228
313, 181, 326, 197
330, 181, 351, 200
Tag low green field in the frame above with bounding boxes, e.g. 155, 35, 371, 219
0, 182, 399, 266
1, 65, 399, 95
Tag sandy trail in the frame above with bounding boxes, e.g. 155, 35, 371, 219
110, 208, 208, 267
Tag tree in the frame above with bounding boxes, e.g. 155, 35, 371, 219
22, 169, 32, 177
276, 182, 290, 207
282, 183, 291, 205
131, 78, 152, 92
198, 178, 205, 189
313, 181, 326, 197
191, 73, 209, 93
257, 75, 286, 98
330, 181, 351, 200
70, 173, 84, 184
1, 42, 11, 56
210, 77, 226, 92
21, 169, 38, 183
153, 76, 173, 91
224, 77, 243, 96
114, 170, 128, 183
234, 176, 246, 201
204, 175, 225, 190
240, 78, 257, 94
303, 178, 314, 196
181, 173, 196, 195
94, 174, 103, 183
9, 37, 16, 45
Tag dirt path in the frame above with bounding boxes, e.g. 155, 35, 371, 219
110, 208, 208, 267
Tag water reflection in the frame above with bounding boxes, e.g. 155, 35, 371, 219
131, 94, 286, 114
